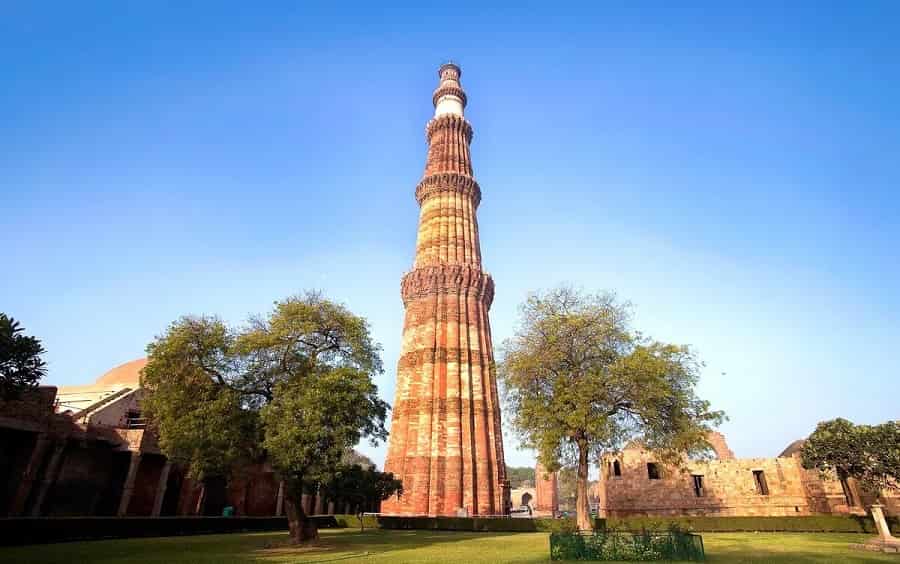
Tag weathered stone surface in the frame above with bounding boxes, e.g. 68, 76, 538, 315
382, 63, 509, 516
534, 462, 559, 515
597, 434, 899, 518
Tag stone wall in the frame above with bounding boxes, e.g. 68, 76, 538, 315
600, 436, 900, 518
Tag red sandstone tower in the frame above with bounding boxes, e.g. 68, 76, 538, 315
382, 63, 510, 516
534, 462, 559, 516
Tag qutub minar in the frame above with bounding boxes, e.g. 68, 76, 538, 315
382, 63, 511, 516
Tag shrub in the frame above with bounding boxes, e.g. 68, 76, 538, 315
597, 515, 899, 534
375, 516, 577, 532
549, 530, 705, 561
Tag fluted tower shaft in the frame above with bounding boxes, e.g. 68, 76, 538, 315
382, 63, 509, 516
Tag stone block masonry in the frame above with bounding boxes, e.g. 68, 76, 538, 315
382, 63, 510, 516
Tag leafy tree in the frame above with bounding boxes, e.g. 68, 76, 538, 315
319, 463, 402, 530
142, 292, 389, 543
0, 314, 47, 400
506, 465, 536, 488
801, 418, 900, 499
557, 466, 578, 511
498, 287, 724, 530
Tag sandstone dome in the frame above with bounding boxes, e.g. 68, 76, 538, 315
93, 358, 147, 388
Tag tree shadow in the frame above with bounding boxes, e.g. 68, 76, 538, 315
250, 529, 553, 563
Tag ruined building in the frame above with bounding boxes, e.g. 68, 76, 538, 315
0, 359, 371, 518
534, 462, 560, 516
508, 463, 560, 517
382, 63, 510, 516
596, 431, 899, 518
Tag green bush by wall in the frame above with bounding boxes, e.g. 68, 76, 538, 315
374, 515, 577, 533
599, 515, 899, 534
331, 514, 898, 535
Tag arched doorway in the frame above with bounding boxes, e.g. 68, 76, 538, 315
521, 492, 532, 507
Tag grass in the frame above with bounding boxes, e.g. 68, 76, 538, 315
2, 529, 899, 563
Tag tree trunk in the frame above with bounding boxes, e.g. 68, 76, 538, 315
575, 442, 593, 531
285, 494, 318, 544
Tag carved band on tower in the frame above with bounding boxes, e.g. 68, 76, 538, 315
382, 63, 510, 516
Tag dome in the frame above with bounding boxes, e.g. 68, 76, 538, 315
94, 358, 147, 388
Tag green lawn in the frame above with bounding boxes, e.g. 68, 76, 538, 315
2, 529, 897, 563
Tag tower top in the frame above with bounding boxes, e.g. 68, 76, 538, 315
439, 61, 461, 78
433, 62, 466, 117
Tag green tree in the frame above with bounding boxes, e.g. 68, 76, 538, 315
0, 314, 47, 400
142, 292, 389, 544
801, 418, 900, 500
506, 465, 536, 488
319, 463, 402, 530
498, 287, 724, 530
556, 466, 577, 511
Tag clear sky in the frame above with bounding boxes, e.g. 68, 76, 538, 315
3, 1, 898, 469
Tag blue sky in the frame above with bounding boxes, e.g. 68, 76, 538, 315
3, 1, 898, 469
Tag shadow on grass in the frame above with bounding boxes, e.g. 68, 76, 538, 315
701, 533, 899, 564
251, 529, 549, 563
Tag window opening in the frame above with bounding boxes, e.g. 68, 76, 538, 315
692, 475, 704, 497
752, 470, 769, 495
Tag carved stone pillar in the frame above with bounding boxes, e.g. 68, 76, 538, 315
275, 480, 284, 516
151, 461, 172, 516
117, 452, 142, 516
9, 433, 51, 516
30, 440, 67, 517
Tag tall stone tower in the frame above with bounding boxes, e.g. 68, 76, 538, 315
382, 63, 510, 516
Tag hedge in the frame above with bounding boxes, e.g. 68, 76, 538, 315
332, 514, 380, 529
600, 515, 900, 534
359, 514, 900, 535
5, 514, 895, 546
375, 516, 577, 532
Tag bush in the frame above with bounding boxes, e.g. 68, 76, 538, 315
376, 516, 577, 532
596, 515, 899, 534
332, 514, 379, 529
373, 514, 896, 534
549, 530, 705, 561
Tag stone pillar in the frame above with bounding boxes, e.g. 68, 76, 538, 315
871, 504, 897, 541
327, 500, 335, 515
9, 433, 51, 516
344, 501, 352, 515
30, 440, 67, 517
275, 480, 284, 516
117, 452, 142, 517
301, 493, 311, 515
315, 493, 325, 515
151, 461, 172, 517
194, 483, 206, 516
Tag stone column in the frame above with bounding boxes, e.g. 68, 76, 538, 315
194, 483, 206, 516
327, 500, 335, 515
301, 493, 311, 515
9, 433, 51, 516
117, 452, 142, 517
315, 493, 325, 515
871, 504, 897, 541
30, 440, 67, 517
151, 461, 172, 516
275, 480, 284, 516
